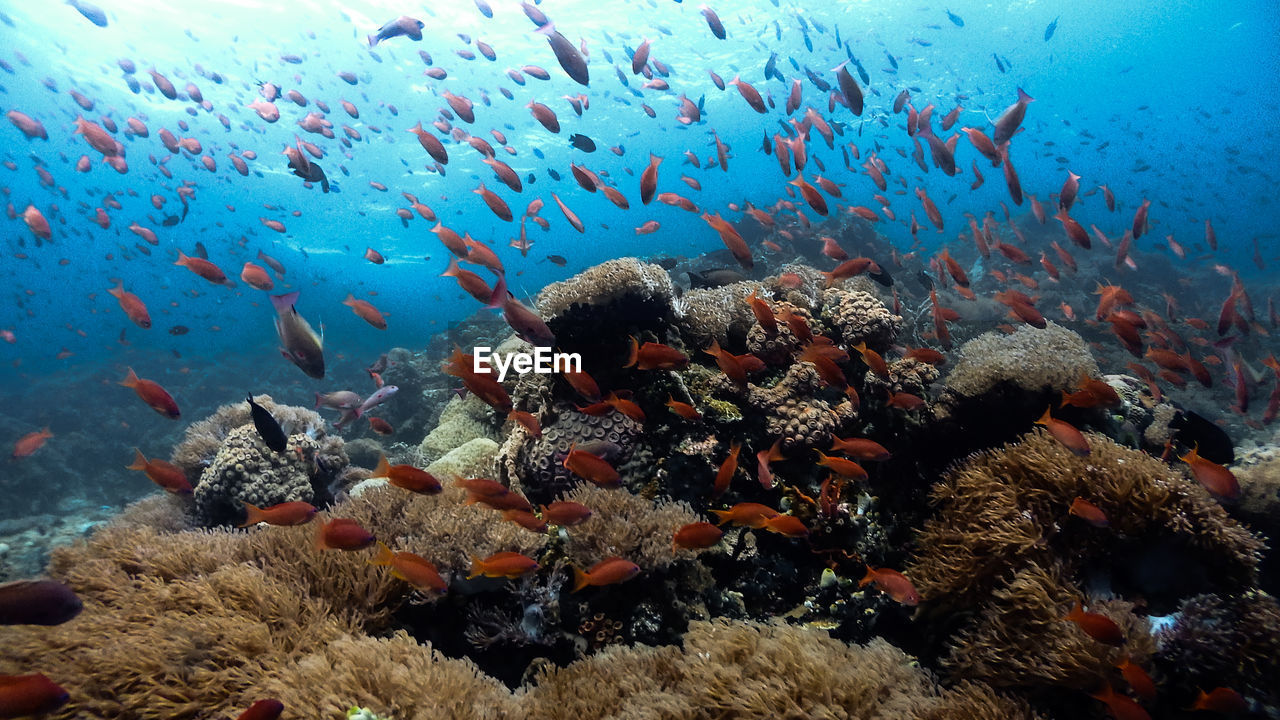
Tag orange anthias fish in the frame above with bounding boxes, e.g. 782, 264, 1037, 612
1179, 445, 1240, 499
704, 340, 748, 385
1068, 497, 1109, 528
235, 700, 284, 720
625, 336, 690, 370
1035, 407, 1090, 456
1064, 600, 1124, 645
468, 551, 539, 579
604, 391, 646, 423
860, 567, 920, 606
539, 501, 593, 527
120, 367, 181, 418
372, 453, 442, 494
127, 448, 191, 494
1190, 687, 1247, 713
239, 501, 317, 527
572, 556, 640, 591
666, 396, 702, 420
343, 294, 388, 330
743, 289, 778, 336
11, 427, 53, 459
673, 521, 724, 550
1115, 658, 1156, 701
829, 437, 891, 461
563, 443, 621, 487
713, 442, 741, 496
0, 673, 69, 717
107, 282, 151, 329
815, 451, 868, 480
314, 518, 375, 551
369, 542, 447, 594
851, 341, 890, 379
1090, 684, 1151, 720
760, 514, 808, 538
711, 502, 779, 528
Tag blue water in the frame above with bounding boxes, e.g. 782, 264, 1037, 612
1, 0, 1277, 513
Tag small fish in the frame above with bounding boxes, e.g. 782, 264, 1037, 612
127, 448, 191, 494
563, 443, 621, 487
468, 551, 539, 579
572, 556, 640, 591
368, 15, 424, 46
860, 567, 920, 606
246, 395, 288, 453
1034, 407, 1090, 455
710, 502, 779, 528
539, 501, 592, 526
315, 518, 375, 551
121, 368, 180, 418
568, 133, 596, 152
0, 673, 69, 717
270, 291, 324, 379
372, 453, 441, 494
239, 501, 317, 527
1044, 16, 1059, 41
1068, 497, 1109, 528
370, 542, 447, 594
11, 428, 52, 459
1065, 600, 1124, 645
673, 521, 724, 550
0, 579, 82, 626
235, 700, 284, 720
945, 8, 964, 27
1180, 444, 1240, 499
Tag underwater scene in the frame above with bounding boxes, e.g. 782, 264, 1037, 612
1, 0, 1279, 716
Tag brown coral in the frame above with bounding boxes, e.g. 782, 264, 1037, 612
910, 429, 1263, 617
820, 287, 902, 350
535, 258, 674, 320
943, 322, 1098, 398
742, 362, 857, 454
558, 484, 703, 570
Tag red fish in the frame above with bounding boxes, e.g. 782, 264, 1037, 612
239, 501, 317, 527
1068, 497, 1108, 527
704, 340, 748, 385
235, 700, 284, 720
107, 282, 151, 329
640, 153, 662, 205
1090, 684, 1151, 720
11, 428, 52, 459
564, 443, 621, 487
540, 501, 593, 527
1065, 600, 1124, 645
0, 673, 69, 717
1190, 687, 1247, 713
314, 518, 375, 551
1179, 445, 1240, 499
240, 262, 274, 291
860, 567, 920, 606
468, 551, 539, 579
369, 542, 447, 593
761, 514, 809, 538
815, 451, 868, 480
625, 336, 689, 370
829, 437, 891, 461
175, 250, 232, 287
372, 453, 441, 494
1035, 407, 1089, 455
128, 449, 191, 494
711, 502, 779, 528
713, 442, 741, 496
572, 556, 640, 591
673, 521, 724, 550
1116, 659, 1156, 701
666, 396, 702, 420
343, 294, 388, 330
120, 368, 180, 418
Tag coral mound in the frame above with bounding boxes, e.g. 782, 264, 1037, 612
944, 322, 1098, 398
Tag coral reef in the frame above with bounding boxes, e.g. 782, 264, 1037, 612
194, 424, 324, 527
943, 322, 1098, 399
535, 258, 674, 320
819, 287, 902, 350
744, 362, 857, 454
558, 485, 702, 570
171, 394, 333, 477
677, 281, 763, 348
1154, 591, 1280, 707
418, 394, 505, 466
501, 407, 642, 506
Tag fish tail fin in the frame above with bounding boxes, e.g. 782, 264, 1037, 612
1017, 87, 1034, 103
314, 392, 323, 409
572, 566, 590, 592
126, 448, 147, 471
314, 523, 328, 551
710, 509, 731, 525
467, 555, 483, 579
1059, 390, 1071, 408
858, 567, 875, 588
484, 273, 507, 310
120, 367, 139, 388
533, 21, 556, 37
173, 250, 188, 266
369, 541, 393, 567
373, 453, 391, 478
238, 502, 264, 528
366, 35, 377, 47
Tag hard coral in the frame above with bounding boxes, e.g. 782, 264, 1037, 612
171, 394, 332, 477
819, 287, 902, 350
535, 258, 675, 320
677, 281, 763, 348
944, 322, 1098, 398
743, 361, 857, 454
193, 422, 341, 528
1154, 591, 1280, 706
559, 485, 702, 571
418, 394, 505, 466
502, 407, 641, 506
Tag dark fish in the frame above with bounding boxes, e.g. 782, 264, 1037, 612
1044, 16, 1058, 41
1170, 410, 1233, 465
547, 254, 568, 266
884, 49, 897, 69
868, 266, 894, 287
0, 579, 82, 625
67, 0, 108, 27
945, 9, 964, 27
764, 52, 782, 82
194, 241, 208, 259
168, 325, 189, 336
688, 268, 746, 288
161, 215, 180, 227
916, 270, 934, 291
761, 132, 772, 155
536, 23, 589, 86
247, 395, 288, 453
533, 147, 545, 159
548, 168, 561, 181
993, 53, 1006, 73
569, 133, 596, 152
